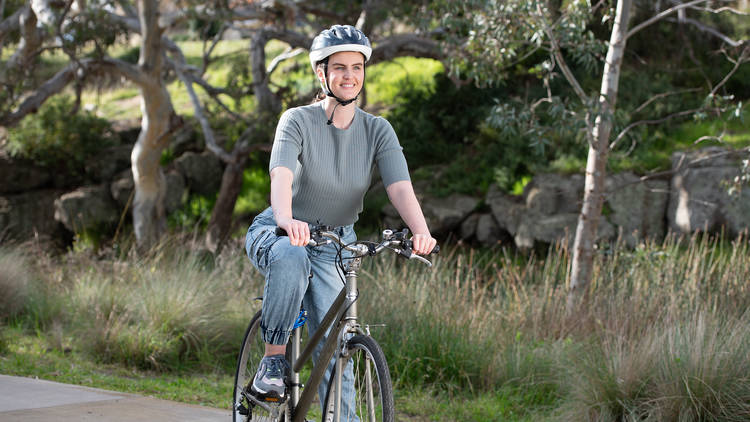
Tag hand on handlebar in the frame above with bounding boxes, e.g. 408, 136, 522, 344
276, 217, 310, 247
411, 233, 438, 255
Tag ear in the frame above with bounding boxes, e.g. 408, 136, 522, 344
315, 65, 326, 84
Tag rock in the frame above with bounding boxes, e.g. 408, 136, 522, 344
164, 170, 187, 213
475, 213, 510, 246
110, 169, 185, 214
606, 172, 669, 246
0, 154, 51, 194
421, 193, 479, 234
110, 169, 134, 209
0, 189, 66, 241
84, 144, 132, 182
523, 173, 585, 215
459, 213, 479, 240
54, 185, 119, 232
514, 212, 615, 249
667, 147, 750, 236
171, 126, 201, 157
174, 151, 223, 196
486, 184, 525, 235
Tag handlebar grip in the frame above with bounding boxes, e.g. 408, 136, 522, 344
431, 245, 440, 254
275, 227, 287, 236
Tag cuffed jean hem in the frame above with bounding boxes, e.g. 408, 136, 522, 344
261, 326, 292, 346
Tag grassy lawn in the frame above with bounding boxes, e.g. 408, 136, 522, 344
0, 328, 544, 421
0, 327, 229, 408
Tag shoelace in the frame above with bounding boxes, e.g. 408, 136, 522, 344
265, 357, 287, 378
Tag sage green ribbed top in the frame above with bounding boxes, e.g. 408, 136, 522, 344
269, 102, 410, 227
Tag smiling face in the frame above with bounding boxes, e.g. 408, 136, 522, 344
317, 51, 365, 101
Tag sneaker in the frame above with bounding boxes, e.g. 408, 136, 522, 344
250, 354, 289, 402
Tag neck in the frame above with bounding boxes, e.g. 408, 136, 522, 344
322, 97, 356, 129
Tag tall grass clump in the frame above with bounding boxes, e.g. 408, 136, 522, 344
0, 247, 31, 320
65, 241, 257, 371
359, 232, 750, 421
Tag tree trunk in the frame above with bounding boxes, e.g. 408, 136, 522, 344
131, 84, 175, 250
131, 0, 177, 250
206, 157, 248, 254
567, 0, 633, 313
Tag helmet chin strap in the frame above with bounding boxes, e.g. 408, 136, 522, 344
321, 62, 364, 125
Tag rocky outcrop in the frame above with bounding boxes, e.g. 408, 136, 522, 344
1, 130, 220, 243
54, 185, 120, 232
110, 169, 186, 214
0, 189, 66, 241
606, 172, 669, 246
421, 193, 479, 235
174, 151, 223, 197
668, 147, 750, 237
0, 154, 51, 194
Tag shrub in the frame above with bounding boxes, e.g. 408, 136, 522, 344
6, 95, 117, 174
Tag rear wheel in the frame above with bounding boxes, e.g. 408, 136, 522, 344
322, 335, 394, 422
233, 310, 291, 422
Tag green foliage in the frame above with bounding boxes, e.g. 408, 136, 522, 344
234, 165, 271, 216
6, 95, 117, 174
168, 195, 216, 230
60, 5, 130, 59
115, 46, 140, 64
383, 73, 511, 195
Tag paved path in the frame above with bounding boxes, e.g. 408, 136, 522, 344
0, 374, 230, 421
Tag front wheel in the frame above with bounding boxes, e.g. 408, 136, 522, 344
233, 310, 291, 422
322, 335, 394, 422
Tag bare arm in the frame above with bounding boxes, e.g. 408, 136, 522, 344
385, 180, 437, 255
270, 166, 309, 246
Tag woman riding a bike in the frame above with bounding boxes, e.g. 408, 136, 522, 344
244, 24, 436, 417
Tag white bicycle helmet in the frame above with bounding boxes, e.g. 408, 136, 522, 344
309, 25, 372, 73
309, 25, 372, 124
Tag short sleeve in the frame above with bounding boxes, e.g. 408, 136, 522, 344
269, 109, 303, 172
373, 117, 411, 187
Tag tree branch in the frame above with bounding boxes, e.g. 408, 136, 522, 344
369, 34, 443, 64
1, 58, 146, 127
632, 88, 702, 114
627, 0, 713, 40
610, 107, 704, 150
710, 45, 750, 97
172, 62, 234, 164
267, 47, 305, 76
535, 4, 589, 105
0, 6, 24, 47
675, 16, 747, 47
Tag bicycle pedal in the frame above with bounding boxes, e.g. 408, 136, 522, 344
247, 388, 288, 404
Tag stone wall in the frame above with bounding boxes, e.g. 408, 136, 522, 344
385, 147, 750, 249
2, 146, 748, 248
0, 133, 224, 245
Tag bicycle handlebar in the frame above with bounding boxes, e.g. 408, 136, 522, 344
274, 226, 439, 267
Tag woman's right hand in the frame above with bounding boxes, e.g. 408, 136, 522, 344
277, 216, 310, 247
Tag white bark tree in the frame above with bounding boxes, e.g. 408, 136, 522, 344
431, 0, 748, 313
567, 0, 633, 311
1, 0, 444, 252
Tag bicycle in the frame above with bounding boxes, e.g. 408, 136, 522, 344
232, 225, 438, 422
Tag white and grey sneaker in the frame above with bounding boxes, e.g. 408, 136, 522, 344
250, 354, 289, 402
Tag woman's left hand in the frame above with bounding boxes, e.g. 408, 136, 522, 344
411, 233, 437, 255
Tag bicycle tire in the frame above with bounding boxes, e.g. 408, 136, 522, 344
233, 310, 292, 422
321, 335, 394, 422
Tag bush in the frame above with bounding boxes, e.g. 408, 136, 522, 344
6, 95, 117, 174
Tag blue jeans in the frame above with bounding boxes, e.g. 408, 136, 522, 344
245, 207, 358, 420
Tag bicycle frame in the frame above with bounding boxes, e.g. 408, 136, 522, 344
287, 254, 364, 422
